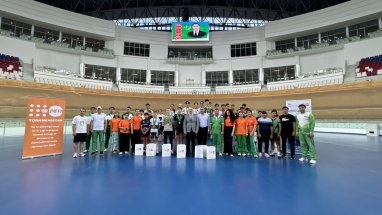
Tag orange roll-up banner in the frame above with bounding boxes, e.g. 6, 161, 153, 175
22, 97, 66, 159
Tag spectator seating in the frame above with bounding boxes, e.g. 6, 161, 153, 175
34, 70, 112, 90
267, 69, 343, 91
356, 54, 382, 77
0, 53, 23, 80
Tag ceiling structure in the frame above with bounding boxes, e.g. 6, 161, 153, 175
35, 0, 350, 31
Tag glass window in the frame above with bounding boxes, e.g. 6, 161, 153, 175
151, 70, 175, 86
120, 69, 146, 84
168, 47, 213, 59
84, 64, 116, 82
85, 38, 105, 51
231, 42, 257, 57
321, 28, 346, 44
62, 33, 83, 48
206, 71, 229, 86
34, 26, 59, 43
264, 65, 295, 84
297, 34, 319, 49
349, 19, 379, 38
275, 38, 295, 52
123, 42, 150, 57
233, 69, 259, 84
0, 17, 32, 37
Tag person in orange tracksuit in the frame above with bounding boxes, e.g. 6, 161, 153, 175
235, 112, 248, 156
119, 114, 132, 155
109, 111, 121, 154
245, 110, 258, 157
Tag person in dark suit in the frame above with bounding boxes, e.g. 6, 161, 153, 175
187, 23, 207, 38
183, 108, 199, 156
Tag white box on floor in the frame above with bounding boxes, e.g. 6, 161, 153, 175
206, 146, 216, 160
135, 144, 144, 156
162, 144, 172, 157
195, 145, 207, 158
366, 123, 380, 136
177, 144, 186, 158
146, 143, 157, 156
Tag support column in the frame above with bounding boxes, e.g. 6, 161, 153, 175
318, 32, 321, 43
146, 70, 151, 84
294, 37, 298, 48
31, 25, 35, 37
58, 32, 62, 42
79, 63, 84, 78
175, 64, 179, 87
83, 37, 86, 47
201, 64, 206, 86
229, 70, 234, 85
295, 64, 301, 78
116, 67, 121, 83
259, 68, 264, 84
345, 26, 350, 38
379, 16, 382, 29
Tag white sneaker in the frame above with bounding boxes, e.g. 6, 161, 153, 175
309, 160, 317, 164
83, 150, 88, 154
254, 154, 258, 158
242, 153, 246, 156
264, 153, 270, 158
258, 153, 262, 157
277, 152, 281, 157
80, 153, 85, 157
73, 153, 78, 158
230, 154, 234, 157
124, 151, 129, 155
299, 157, 308, 162
104, 149, 108, 152
219, 153, 223, 156
238, 153, 242, 156
119, 152, 123, 155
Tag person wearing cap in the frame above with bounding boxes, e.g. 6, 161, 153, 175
279, 106, 296, 159
296, 104, 317, 164
104, 106, 116, 152
90, 106, 107, 155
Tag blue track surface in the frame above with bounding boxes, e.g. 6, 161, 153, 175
0, 133, 381, 215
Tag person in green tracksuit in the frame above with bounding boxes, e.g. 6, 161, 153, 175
296, 104, 317, 164
210, 109, 224, 156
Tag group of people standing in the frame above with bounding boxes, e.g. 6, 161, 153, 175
71, 100, 317, 164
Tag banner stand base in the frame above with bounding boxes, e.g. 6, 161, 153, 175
22, 153, 63, 160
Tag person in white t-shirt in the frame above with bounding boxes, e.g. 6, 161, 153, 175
72, 108, 88, 158
90, 106, 107, 155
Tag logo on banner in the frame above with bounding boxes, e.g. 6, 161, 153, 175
49, 105, 63, 117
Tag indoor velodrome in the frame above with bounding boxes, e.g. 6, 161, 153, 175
1, 0, 382, 214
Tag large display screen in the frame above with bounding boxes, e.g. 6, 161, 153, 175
171, 22, 209, 41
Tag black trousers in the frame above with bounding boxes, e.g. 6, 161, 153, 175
258, 135, 270, 153
164, 131, 173, 150
223, 126, 233, 154
119, 133, 131, 152
132, 130, 141, 153
186, 130, 196, 156
281, 133, 295, 157
197, 127, 208, 145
